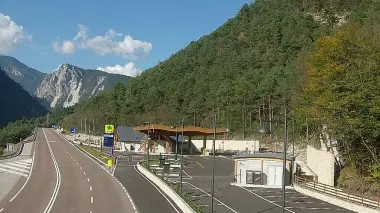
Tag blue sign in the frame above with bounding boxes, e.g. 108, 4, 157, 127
70, 128, 76, 135
103, 134, 114, 147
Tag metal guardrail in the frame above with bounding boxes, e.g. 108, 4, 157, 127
0, 128, 37, 160
294, 175, 380, 209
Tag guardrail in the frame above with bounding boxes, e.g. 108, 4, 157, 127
1, 142, 24, 159
294, 175, 380, 209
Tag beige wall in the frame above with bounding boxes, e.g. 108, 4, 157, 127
191, 140, 260, 152
307, 145, 335, 186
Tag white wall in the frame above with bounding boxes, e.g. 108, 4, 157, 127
191, 140, 260, 152
307, 145, 335, 186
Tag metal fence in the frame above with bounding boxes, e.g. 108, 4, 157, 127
294, 175, 380, 210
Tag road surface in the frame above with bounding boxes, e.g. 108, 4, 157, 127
177, 155, 355, 213
0, 128, 136, 213
115, 155, 182, 213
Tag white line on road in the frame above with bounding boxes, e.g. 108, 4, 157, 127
43, 128, 62, 213
134, 166, 181, 213
90, 197, 93, 204
89, 186, 92, 191
9, 138, 37, 202
83, 171, 86, 176
0, 208, 4, 212
80, 166, 82, 170
239, 187, 296, 213
87, 178, 90, 182
184, 182, 238, 213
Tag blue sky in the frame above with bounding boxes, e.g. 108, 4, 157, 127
0, 0, 253, 76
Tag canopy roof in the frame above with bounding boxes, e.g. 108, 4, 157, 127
134, 124, 228, 136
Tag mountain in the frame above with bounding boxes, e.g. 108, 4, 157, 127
0, 67, 48, 128
0, 55, 46, 95
62, 0, 363, 130
36, 64, 131, 108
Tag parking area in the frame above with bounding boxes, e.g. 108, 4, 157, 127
240, 187, 352, 213
178, 155, 355, 213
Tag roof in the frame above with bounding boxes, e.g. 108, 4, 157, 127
134, 124, 228, 136
117, 126, 146, 142
232, 152, 294, 161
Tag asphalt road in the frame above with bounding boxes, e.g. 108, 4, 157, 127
115, 155, 182, 213
0, 128, 136, 213
181, 155, 355, 213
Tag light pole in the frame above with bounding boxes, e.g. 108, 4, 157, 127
210, 114, 216, 213
256, 107, 288, 213
143, 121, 151, 167
172, 121, 184, 197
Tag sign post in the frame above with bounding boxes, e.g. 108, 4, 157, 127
104, 124, 115, 174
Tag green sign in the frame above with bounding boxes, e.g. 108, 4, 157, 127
104, 124, 115, 134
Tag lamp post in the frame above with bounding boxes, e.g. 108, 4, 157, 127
143, 121, 151, 167
173, 121, 184, 197
210, 114, 216, 213
256, 107, 288, 213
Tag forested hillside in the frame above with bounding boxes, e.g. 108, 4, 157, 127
63, 0, 360, 132
0, 67, 48, 127
61, 0, 380, 193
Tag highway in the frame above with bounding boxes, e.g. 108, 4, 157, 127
0, 128, 136, 213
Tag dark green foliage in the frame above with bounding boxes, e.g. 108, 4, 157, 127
0, 67, 48, 127
0, 55, 46, 95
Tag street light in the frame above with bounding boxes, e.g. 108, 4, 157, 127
172, 121, 184, 197
142, 121, 151, 167
256, 107, 288, 213
210, 114, 217, 213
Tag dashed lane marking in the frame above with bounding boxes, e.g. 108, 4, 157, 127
90, 186, 92, 191
90, 196, 93, 204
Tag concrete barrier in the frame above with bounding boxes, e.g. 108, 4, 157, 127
294, 185, 380, 213
136, 163, 196, 213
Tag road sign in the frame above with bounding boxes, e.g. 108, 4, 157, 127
104, 124, 115, 134
70, 128, 76, 135
103, 134, 114, 147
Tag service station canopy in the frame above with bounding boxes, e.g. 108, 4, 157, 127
134, 124, 228, 137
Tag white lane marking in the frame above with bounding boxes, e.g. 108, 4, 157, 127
73, 159, 76, 162
9, 140, 36, 202
7, 161, 30, 169
90, 196, 93, 204
43, 128, 62, 213
19, 158, 33, 163
54, 131, 139, 213
185, 182, 238, 213
76, 162, 79, 165
87, 178, 90, 182
80, 167, 83, 170
239, 187, 296, 213
49, 141, 57, 143
0, 208, 3, 212
134, 166, 181, 213
0, 167, 28, 177
83, 171, 86, 176
89, 186, 92, 191
0, 164, 29, 173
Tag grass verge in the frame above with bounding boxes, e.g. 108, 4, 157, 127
142, 162, 206, 213
79, 144, 110, 164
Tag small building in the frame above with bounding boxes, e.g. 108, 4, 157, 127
233, 153, 294, 187
117, 126, 146, 152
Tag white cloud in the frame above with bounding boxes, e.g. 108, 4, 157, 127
53, 24, 152, 59
97, 62, 141, 77
52, 40, 76, 54
0, 13, 31, 54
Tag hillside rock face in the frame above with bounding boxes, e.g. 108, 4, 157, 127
36, 64, 130, 108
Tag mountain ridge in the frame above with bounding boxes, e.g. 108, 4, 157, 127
0, 67, 48, 128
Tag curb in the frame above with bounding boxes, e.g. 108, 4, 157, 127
136, 162, 196, 213
294, 185, 380, 213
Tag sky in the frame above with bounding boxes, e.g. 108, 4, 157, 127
0, 0, 253, 77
